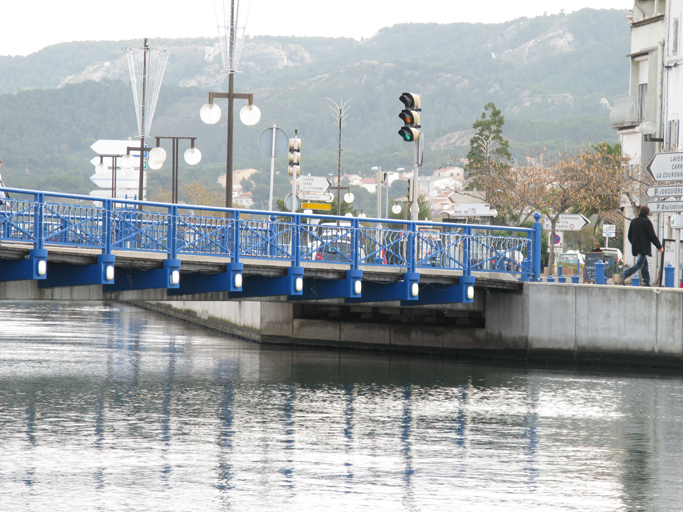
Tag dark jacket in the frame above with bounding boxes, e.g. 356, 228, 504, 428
628, 213, 662, 256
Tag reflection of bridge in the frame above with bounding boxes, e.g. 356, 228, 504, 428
0, 188, 542, 304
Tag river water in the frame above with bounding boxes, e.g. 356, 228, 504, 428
1, 302, 682, 511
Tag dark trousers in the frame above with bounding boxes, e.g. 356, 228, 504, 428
623, 254, 650, 285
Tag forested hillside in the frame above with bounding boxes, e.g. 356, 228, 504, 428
0, 8, 629, 200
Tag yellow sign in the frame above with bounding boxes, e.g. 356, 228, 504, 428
302, 202, 332, 210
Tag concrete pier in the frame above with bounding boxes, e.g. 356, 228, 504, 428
137, 282, 683, 368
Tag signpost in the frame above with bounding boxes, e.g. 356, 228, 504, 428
647, 201, 683, 213
298, 192, 334, 202
301, 202, 332, 210
299, 176, 331, 194
646, 152, 683, 182
603, 224, 616, 248
542, 214, 590, 232
646, 185, 683, 198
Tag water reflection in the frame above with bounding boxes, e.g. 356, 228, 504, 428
0, 302, 682, 510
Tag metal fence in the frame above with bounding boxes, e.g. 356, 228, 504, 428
0, 188, 543, 281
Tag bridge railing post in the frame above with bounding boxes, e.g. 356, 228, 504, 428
532, 212, 542, 282
409, 220, 418, 273
34, 192, 45, 250
167, 204, 178, 259
292, 214, 301, 267
103, 199, 113, 254
233, 211, 241, 263
464, 225, 472, 276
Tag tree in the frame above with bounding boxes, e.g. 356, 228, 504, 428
465, 103, 512, 205
516, 146, 627, 274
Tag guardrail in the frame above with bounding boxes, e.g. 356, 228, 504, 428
0, 188, 543, 281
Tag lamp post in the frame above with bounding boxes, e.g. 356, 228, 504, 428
200, 81, 260, 209
148, 137, 201, 203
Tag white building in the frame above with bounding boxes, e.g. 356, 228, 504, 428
612, 1, 671, 269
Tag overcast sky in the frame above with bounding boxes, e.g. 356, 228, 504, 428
2, 0, 633, 57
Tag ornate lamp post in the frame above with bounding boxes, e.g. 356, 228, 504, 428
148, 137, 201, 203
200, 0, 260, 209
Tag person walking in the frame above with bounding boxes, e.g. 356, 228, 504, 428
622, 205, 663, 286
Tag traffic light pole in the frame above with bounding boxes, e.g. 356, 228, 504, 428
410, 133, 424, 222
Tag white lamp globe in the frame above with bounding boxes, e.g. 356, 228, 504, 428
240, 104, 261, 126
344, 192, 354, 203
148, 159, 164, 171
184, 147, 202, 166
149, 147, 167, 166
392, 204, 402, 214
95, 162, 107, 175
200, 103, 221, 125
120, 154, 135, 170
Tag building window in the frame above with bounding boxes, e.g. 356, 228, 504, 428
673, 19, 680, 57
671, 120, 680, 150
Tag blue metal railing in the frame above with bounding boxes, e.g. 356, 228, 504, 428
0, 187, 543, 281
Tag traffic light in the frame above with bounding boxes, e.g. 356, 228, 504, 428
288, 133, 301, 176
398, 92, 421, 142
407, 177, 414, 199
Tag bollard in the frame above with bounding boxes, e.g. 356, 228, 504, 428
632, 274, 640, 287
547, 274, 555, 283
595, 260, 606, 285
558, 265, 566, 283
572, 273, 580, 284
665, 263, 675, 288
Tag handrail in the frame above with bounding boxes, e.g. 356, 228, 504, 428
0, 187, 543, 281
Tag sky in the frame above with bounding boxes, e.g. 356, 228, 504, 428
1, 0, 633, 57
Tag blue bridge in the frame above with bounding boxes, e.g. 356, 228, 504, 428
0, 188, 542, 304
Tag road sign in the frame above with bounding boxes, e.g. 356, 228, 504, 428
284, 194, 300, 211
451, 203, 491, 215
646, 185, 683, 197
259, 127, 288, 157
603, 224, 616, 237
91, 140, 143, 157
301, 202, 332, 210
648, 201, 683, 213
542, 214, 590, 231
90, 172, 146, 189
89, 189, 140, 199
298, 192, 334, 202
646, 152, 683, 182
299, 176, 331, 194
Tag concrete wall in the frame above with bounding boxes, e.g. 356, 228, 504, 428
487, 283, 683, 365
137, 283, 683, 367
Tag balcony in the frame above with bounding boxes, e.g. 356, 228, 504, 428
610, 93, 650, 129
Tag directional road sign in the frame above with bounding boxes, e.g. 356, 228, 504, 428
542, 214, 590, 231
646, 185, 683, 197
299, 176, 331, 194
91, 140, 143, 157
89, 188, 141, 199
301, 202, 332, 210
646, 152, 683, 182
648, 201, 683, 213
298, 192, 334, 202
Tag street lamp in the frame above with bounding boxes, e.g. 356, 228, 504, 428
148, 137, 201, 203
200, 88, 260, 209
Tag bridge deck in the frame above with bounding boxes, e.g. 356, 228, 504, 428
0, 242, 522, 301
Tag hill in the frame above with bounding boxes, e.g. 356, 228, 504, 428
0, 8, 629, 202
